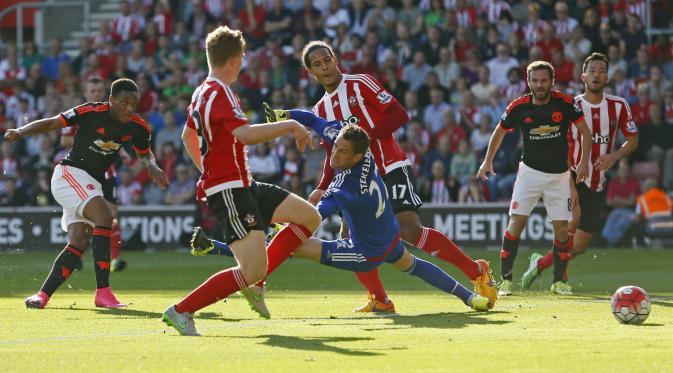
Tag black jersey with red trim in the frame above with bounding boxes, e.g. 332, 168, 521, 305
58, 102, 152, 183
498, 91, 584, 173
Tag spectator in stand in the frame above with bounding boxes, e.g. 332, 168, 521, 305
664, 89, 673, 125
607, 44, 627, 81
324, 0, 350, 39
417, 71, 448, 109
249, 142, 281, 184
454, 27, 477, 64
613, 68, 637, 103
501, 67, 527, 102
164, 164, 196, 205
0, 176, 29, 207
382, 67, 409, 105
434, 109, 467, 151
0, 141, 18, 178
471, 65, 498, 105
602, 159, 640, 246
419, 159, 453, 204
647, 66, 673, 102
187, 0, 214, 39
551, 49, 575, 85
620, 14, 648, 62
629, 49, 651, 84
481, 0, 511, 24
486, 43, 519, 88
403, 50, 432, 92
117, 169, 143, 206
552, 1, 578, 42
33, 168, 56, 207
40, 39, 71, 81
111, 1, 141, 47
521, 3, 544, 47
419, 26, 444, 66
404, 90, 421, 122
434, 47, 460, 90
637, 104, 673, 162
459, 176, 488, 203
366, 0, 397, 45
534, 22, 564, 62
347, 0, 369, 37
155, 112, 182, 153
423, 88, 451, 134
451, 140, 478, 189
631, 84, 654, 126
397, 0, 423, 38
21, 42, 42, 70
424, 0, 445, 29
564, 26, 592, 64
422, 134, 452, 178
265, 0, 293, 44
471, 114, 493, 157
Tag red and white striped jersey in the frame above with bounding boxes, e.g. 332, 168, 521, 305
111, 14, 140, 42
569, 93, 638, 192
480, 0, 511, 24
186, 76, 252, 195
312, 74, 409, 176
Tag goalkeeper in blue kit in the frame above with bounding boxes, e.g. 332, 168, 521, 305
191, 109, 490, 315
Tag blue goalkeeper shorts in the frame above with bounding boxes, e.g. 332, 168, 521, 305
320, 237, 404, 272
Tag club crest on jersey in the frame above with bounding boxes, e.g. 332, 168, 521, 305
244, 213, 257, 227
377, 91, 392, 104
348, 95, 357, 106
93, 139, 121, 152
233, 107, 247, 120
552, 111, 563, 122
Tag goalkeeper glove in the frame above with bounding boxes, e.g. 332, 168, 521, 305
263, 102, 289, 122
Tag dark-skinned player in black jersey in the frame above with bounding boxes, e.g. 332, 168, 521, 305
477, 61, 592, 296
4, 78, 169, 309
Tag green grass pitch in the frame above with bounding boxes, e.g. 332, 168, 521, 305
1, 249, 672, 372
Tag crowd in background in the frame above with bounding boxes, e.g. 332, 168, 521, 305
1, 0, 673, 240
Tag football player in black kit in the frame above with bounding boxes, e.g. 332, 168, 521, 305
477, 61, 593, 296
4, 78, 168, 309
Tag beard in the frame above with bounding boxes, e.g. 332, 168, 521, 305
533, 88, 550, 101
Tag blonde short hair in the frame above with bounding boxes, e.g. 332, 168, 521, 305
205, 26, 245, 68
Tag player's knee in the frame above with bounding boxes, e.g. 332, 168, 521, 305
297, 206, 321, 233
93, 210, 114, 228
69, 230, 91, 250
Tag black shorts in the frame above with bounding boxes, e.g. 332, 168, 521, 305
102, 177, 117, 204
381, 166, 423, 214
576, 182, 606, 233
206, 181, 290, 244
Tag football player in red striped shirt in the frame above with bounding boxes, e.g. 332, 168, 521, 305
521, 53, 639, 291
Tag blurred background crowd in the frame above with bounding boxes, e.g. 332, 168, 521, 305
0, 0, 672, 244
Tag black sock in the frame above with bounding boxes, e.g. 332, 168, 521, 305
500, 231, 519, 281
92, 226, 112, 289
40, 244, 84, 296
552, 239, 571, 283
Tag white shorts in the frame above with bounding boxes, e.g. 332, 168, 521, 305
509, 162, 572, 221
51, 164, 103, 232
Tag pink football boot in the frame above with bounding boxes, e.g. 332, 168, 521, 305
94, 287, 127, 308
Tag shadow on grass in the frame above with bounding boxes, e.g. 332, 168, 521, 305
301, 310, 511, 330
49, 306, 232, 321
224, 334, 384, 356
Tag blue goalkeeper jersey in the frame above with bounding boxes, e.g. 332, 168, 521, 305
288, 110, 401, 256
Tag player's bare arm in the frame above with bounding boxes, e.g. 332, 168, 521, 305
181, 125, 204, 173
232, 120, 313, 152
595, 134, 638, 171
477, 125, 506, 180
137, 150, 169, 189
3, 116, 63, 142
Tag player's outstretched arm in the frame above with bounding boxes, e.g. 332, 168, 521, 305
3, 116, 63, 142
232, 120, 314, 152
477, 125, 506, 180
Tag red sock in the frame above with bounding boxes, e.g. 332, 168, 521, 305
538, 250, 554, 271
355, 269, 389, 303
415, 227, 481, 280
256, 224, 312, 286
110, 222, 121, 260
538, 232, 575, 272
175, 267, 247, 313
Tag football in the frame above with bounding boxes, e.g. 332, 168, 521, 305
611, 286, 651, 324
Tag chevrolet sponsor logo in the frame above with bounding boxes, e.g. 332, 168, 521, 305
529, 125, 560, 136
93, 139, 122, 152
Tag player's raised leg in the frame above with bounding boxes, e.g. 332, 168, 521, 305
389, 246, 489, 311
25, 222, 91, 309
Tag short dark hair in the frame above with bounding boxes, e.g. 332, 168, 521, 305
582, 52, 609, 73
110, 78, 138, 97
301, 40, 336, 69
340, 125, 370, 156
526, 60, 555, 80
